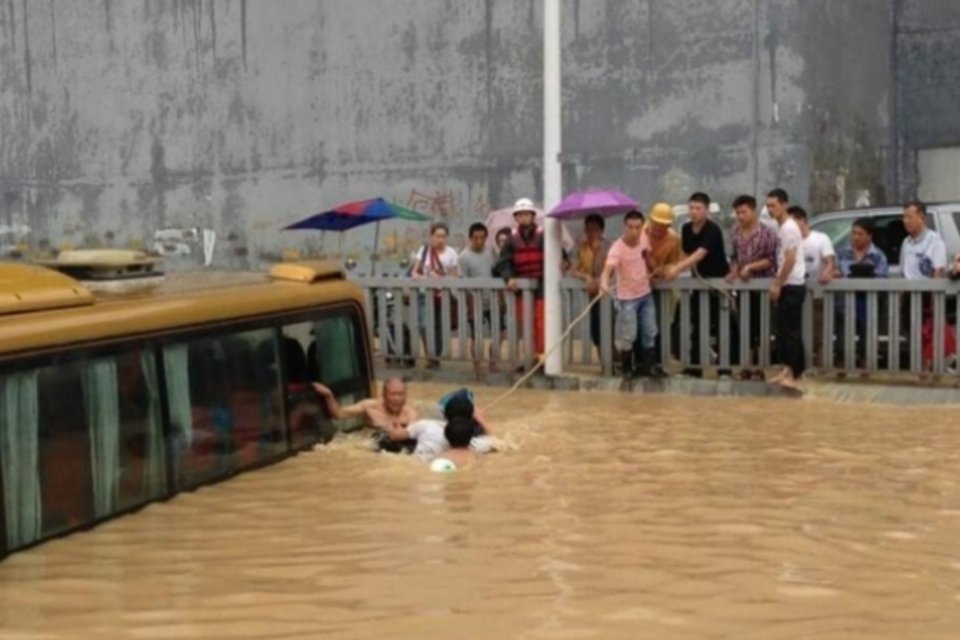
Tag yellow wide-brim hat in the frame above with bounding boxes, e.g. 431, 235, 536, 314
649, 202, 675, 226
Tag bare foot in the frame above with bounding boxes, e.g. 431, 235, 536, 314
777, 376, 802, 391
768, 368, 788, 384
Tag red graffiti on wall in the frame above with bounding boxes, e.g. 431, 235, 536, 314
406, 188, 462, 219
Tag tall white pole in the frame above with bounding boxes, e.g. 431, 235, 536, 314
543, 0, 563, 375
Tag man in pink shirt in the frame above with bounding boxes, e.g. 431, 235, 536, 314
600, 210, 666, 379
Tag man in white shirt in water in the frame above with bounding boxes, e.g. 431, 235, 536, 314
403, 394, 496, 463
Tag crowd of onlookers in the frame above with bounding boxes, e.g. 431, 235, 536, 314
397, 192, 960, 384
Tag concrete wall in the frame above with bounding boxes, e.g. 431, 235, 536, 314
895, 0, 960, 198
562, 0, 894, 215
0, 0, 947, 273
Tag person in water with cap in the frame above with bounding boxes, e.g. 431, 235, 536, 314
494, 198, 551, 371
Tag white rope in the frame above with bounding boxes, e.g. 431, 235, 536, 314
482, 269, 660, 413
483, 291, 605, 414
480, 266, 739, 413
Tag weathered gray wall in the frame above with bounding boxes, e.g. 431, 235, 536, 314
562, 0, 894, 214
895, 0, 960, 197
0, 0, 949, 273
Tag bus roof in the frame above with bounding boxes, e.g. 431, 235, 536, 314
0, 263, 95, 315
0, 260, 363, 361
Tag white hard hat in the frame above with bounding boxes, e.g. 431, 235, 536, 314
512, 198, 537, 216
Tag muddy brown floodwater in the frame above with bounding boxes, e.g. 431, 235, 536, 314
1, 384, 959, 639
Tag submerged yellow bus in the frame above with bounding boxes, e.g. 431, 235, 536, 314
0, 256, 374, 558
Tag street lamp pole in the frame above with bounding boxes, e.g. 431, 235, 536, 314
543, 0, 563, 375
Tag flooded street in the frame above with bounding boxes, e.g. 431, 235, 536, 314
1, 385, 959, 639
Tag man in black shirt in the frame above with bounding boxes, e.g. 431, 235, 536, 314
665, 192, 732, 377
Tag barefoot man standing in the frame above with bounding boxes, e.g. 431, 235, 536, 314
765, 189, 806, 390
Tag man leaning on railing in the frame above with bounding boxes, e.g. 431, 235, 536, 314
899, 200, 950, 372
834, 217, 890, 369
726, 195, 778, 381
569, 213, 610, 361
458, 222, 501, 374
410, 222, 459, 369
663, 192, 730, 378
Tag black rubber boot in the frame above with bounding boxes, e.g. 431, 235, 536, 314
619, 350, 635, 381
637, 348, 668, 379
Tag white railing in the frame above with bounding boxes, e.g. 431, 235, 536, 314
355, 276, 538, 372
353, 275, 960, 379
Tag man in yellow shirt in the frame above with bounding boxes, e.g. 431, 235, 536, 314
645, 203, 683, 275
644, 203, 683, 370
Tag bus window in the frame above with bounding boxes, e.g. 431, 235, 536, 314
114, 350, 167, 510
311, 315, 362, 387
281, 324, 325, 447
79, 351, 168, 517
0, 370, 42, 550
162, 327, 285, 489
37, 362, 94, 538
0, 349, 166, 551
292, 310, 370, 439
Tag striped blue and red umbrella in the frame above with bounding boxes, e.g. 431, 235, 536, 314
284, 198, 430, 231
284, 197, 431, 274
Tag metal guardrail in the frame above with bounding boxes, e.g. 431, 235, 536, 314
354, 276, 960, 379
355, 276, 538, 372
654, 278, 959, 377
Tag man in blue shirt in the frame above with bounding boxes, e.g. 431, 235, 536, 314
836, 217, 889, 279
834, 217, 889, 367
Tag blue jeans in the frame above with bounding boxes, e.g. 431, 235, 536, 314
615, 294, 657, 352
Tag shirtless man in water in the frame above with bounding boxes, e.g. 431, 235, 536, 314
312, 378, 419, 451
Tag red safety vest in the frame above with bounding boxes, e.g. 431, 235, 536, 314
510, 226, 545, 279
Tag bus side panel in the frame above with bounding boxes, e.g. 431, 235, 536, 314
0, 299, 374, 557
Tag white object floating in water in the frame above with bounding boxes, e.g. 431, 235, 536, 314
430, 458, 457, 473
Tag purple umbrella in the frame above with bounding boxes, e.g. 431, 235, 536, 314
548, 189, 640, 219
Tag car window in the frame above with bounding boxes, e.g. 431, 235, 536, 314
869, 215, 909, 266
811, 214, 910, 267
810, 217, 855, 249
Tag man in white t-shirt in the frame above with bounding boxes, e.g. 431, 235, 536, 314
766, 189, 806, 390
790, 205, 835, 370
899, 201, 947, 280
789, 207, 836, 285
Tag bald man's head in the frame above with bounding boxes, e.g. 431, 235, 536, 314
382, 377, 408, 412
